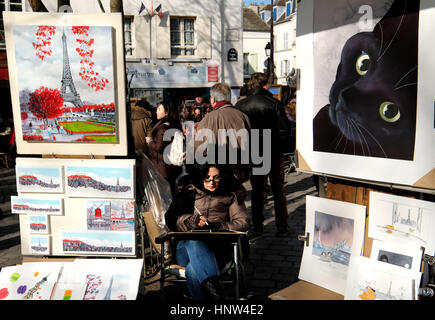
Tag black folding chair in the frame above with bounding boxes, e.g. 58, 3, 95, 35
155, 230, 249, 300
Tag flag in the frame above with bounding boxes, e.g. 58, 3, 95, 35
138, 2, 147, 16
154, 4, 163, 18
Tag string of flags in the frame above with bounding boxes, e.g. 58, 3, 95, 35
139, 1, 163, 18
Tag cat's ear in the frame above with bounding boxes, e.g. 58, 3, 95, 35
373, 0, 419, 57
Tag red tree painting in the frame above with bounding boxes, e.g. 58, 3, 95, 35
28, 86, 64, 128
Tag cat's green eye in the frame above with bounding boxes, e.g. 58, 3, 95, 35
356, 52, 370, 76
379, 102, 400, 123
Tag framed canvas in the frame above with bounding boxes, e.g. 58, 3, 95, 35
296, 0, 435, 190
28, 215, 50, 234
65, 161, 135, 199
345, 256, 421, 300
110, 200, 135, 231
370, 239, 423, 273
29, 235, 51, 255
60, 230, 135, 256
11, 196, 63, 215
16, 164, 64, 194
268, 85, 282, 101
298, 195, 366, 295
368, 191, 435, 255
3, 11, 128, 156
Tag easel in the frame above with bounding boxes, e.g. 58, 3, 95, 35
269, 173, 435, 300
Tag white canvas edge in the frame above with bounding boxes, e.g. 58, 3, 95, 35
295, 0, 435, 189
344, 256, 422, 300
367, 190, 435, 255
3, 11, 127, 156
298, 195, 367, 295
370, 239, 423, 274
11, 195, 64, 215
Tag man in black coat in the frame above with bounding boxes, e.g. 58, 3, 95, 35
235, 72, 292, 237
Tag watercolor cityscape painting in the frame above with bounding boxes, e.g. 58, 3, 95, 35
65, 165, 134, 198
11, 197, 63, 215
12, 24, 116, 144
29, 215, 49, 234
111, 200, 135, 231
30, 235, 50, 255
16, 166, 63, 193
61, 230, 135, 256
86, 200, 111, 231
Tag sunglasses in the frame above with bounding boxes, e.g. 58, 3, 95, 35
203, 175, 221, 183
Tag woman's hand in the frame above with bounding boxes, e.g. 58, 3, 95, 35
196, 215, 208, 228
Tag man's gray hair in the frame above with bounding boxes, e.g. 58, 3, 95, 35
210, 82, 232, 103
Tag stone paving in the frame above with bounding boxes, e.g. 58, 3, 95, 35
0, 166, 317, 300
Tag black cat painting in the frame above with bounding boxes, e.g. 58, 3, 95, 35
313, 0, 419, 160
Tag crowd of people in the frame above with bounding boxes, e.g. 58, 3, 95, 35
131, 72, 296, 300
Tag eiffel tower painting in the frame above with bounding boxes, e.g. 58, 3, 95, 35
60, 29, 83, 107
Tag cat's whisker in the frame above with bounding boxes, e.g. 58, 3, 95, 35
348, 119, 364, 156
394, 66, 417, 88
347, 119, 360, 156
333, 131, 345, 151
377, 0, 406, 62
351, 119, 371, 157
394, 83, 417, 91
357, 122, 388, 158
345, 120, 356, 155
377, 22, 384, 57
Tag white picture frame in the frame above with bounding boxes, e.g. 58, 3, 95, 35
298, 195, 366, 295
296, 0, 435, 190
370, 239, 423, 273
4, 11, 128, 156
368, 191, 435, 255
345, 256, 421, 300
11, 196, 63, 215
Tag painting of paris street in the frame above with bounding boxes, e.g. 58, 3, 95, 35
11, 24, 116, 144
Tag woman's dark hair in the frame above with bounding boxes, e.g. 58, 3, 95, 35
191, 163, 235, 195
158, 101, 182, 131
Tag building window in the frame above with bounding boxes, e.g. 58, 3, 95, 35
283, 32, 289, 50
124, 16, 134, 57
1, 0, 25, 48
281, 60, 290, 77
170, 17, 196, 57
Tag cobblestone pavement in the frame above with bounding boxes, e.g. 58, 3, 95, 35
0, 167, 317, 300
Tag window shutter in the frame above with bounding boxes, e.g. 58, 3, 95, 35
155, 13, 171, 59
134, 16, 151, 59
250, 53, 258, 73
196, 16, 211, 59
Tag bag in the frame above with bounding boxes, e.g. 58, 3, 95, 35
166, 130, 185, 166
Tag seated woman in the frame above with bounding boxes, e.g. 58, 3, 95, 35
164, 163, 250, 300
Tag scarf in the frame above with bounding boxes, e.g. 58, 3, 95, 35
213, 100, 232, 110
